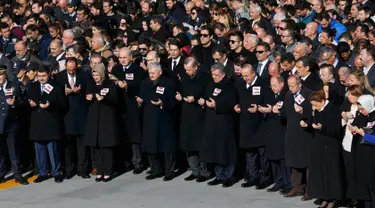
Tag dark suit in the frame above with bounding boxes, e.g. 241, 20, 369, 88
27, 80, 67, 177
223, 59, 235, 80
152, 26, 170, 44
0, 36, 15, 58
334, 59, 345, 76
0, 54, 14, 82
302, 73, 323, 91
55, 70, 90, 176
164, 56, 186, 90
364, 64, 375, 89
111, 63, 148, 170
255, 60, 271, 82
0, 81, 23, 179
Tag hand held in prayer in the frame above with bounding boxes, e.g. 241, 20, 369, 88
28, 99, 37, 107
294, 103, 303, 114
151, 99, 163, 106
86, 94, 93, 101
183, 96, 194, 103
198, 98, 205, 106
272, 105, 280, 114
73, 85, 81, 93
300, 120, 308, 128
312, 123, 322, 130
175, 92, 182, 101
6, 96, 15, 105
39, 101, 50, 109
248, 104, 257, 113
234, 104, 241, 113
95, 94, 104, 101
65, 85, 73, 95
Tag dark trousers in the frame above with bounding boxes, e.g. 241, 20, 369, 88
291, 167, 308, 193
270, 159, 291, 188
0, 133, 21, 178
245, 147, 271, 182
34, 141, 60, 177
186, 151, 200, 176
132, 143, 142, 168
148, 152, 175, 176
92, 147, 113, 176
214, 164, 235, 180
65, 134, 89, 175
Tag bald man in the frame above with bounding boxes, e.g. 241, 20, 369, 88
49, 39, 66, 71
304, 22, 322, 57
268, 62, 281, 77
185, 1, 195, 15
293, 43, 309, 60
111, 48, 148, 174
236, 64, 272, 189
12, 41, 41, 64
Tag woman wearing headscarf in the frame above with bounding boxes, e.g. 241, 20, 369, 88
84, 64, 119, 182
306, 91, 345, 208
349, 95, 375, 208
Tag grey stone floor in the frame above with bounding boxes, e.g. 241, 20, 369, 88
0, 172, 315, 208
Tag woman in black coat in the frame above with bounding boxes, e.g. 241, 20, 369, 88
84, 64, 119, 182
307, 91, 345, 208
348, 94, 375, 208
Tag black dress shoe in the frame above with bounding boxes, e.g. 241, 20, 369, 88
222, 180, 234, 188
279, 186, 292, 194
207, 178, 223, 186
267, 184, 284, 192
15, 177, 29, 185
133, 168, 143, 175
95, 176, 103, 182
184, 174, 198, 181
314, 199, 322, 205
54, 176, 64, 183
145, 173, 163, 180
34, 175, 49, 183
78, 173, 91, 179
64, 174, 74, 180
146, 170, 153, 175
196, 176, 209, 183
256, 180, 272, 190
241, 179, 259, 188
0, 176, 5, 183
163, 174, 175, 181
102, 176, 111, 182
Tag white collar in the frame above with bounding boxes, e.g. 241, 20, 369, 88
0, 54, 2, 59
1, 81, 7, 89
260, 58, 269, 66
123, 63, 132, 69
223, 58, 228, 67
250, 75, 258, 87
56, 51, 65, 61
365, 62, 375, 72
318, 100, 330, 112
301, 72, 311, 81
333, 59, 339, 68
172, 56, 181, 65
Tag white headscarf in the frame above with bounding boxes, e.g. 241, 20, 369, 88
358, 95, 375, 113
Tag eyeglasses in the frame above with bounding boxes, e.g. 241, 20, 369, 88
276, 26, 285, 30
200, 34, 209, 38
191, 12, 196, 15
229, 40, 240, 44
214, 13, 218, 16
256, 51, 265, 54
139, 48, 148, 51
123, 35, 128, 38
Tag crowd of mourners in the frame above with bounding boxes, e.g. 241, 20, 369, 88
2, 0, 375, 207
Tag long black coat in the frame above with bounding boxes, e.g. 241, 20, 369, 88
259, 88, 287, 160
84, 80, 119, 147
55, 70, 90, 135
200, 77, 237, 165
284, 87, 314, 168
112, 63, 147, 143
178, 70, 211, 152
236, 76, 266, 148
139, 76, 177, 153
0, 81, 21, 134
27, 81, 67, 141
302, 72, 322, 91
351, 111, 375, 200
308, 102, 345, 200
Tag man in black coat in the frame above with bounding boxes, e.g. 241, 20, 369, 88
191, 26, 216, 74
137, 62, 178, 181
176, 56, 211, 181
165, 39, 186, 90
258, 75, 291, 193
149, 15, 170, 44
27, 66, 67, 183
235, 63, 271, 189
283, 75, 314, 201
296, 57, 322, 91
200, 63, 237, 188
212, 44, 235, 80
254, 42, 272, 82
0, 68, 28, 185
165, 0, 188, 23
361, 45, 375, 89
54, 58, 90, 179
111, 48, 148, 174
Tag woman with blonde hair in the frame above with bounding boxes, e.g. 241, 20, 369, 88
347, 69, 375, 95
85, 64, 119, 182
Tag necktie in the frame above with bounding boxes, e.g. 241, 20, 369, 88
172, 60, 177, 71
41, 84, 44, 95
69, 75, 75, 89
275, 93, 279, 99
256, 63, 263, 75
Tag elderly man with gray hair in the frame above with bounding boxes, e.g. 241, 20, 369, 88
137, 62, 178, 182
199, 63, 238, 188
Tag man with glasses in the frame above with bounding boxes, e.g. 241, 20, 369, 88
229, 31, 257, 66
138, 38, 152, 67
191, 26, 215, 74
255, 42, 272, 81
212, 44, 234, 79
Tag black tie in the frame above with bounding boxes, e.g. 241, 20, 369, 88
275, 93, 279, 99
172, 60, 177, 71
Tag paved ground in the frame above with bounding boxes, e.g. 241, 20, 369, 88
0, 171, 315, 208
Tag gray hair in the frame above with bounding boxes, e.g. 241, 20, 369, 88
119, 47, 132, 58
247, 34, 260, 45
295, 42, 309, 54
320, 46, 336, 58
63, 29, 75, 38
338, 65, 351, 76
273, 12, 286, 22
211, 63, 226, 75
250, 3, 262, 13
184, 56, 199, 67
148, 62, 162, 72
93, 34, 105, 46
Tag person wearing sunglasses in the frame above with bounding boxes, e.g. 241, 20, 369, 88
229, 31, 257, 67
255, 42, 272, 81
191, 26, 215, 75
